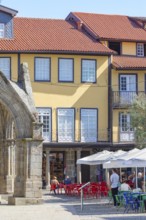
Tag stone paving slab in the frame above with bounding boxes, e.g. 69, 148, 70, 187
0, 191, 146, 220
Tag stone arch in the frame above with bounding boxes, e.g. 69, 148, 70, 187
0, 63, 43, 205
0, 69, 36, 138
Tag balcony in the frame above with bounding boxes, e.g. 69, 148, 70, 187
113, 91, 145, 108
119, 131, 135, 142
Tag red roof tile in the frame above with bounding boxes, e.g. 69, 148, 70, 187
112, 56, 146, 70
70, 12, 146, 41
0, 17, 113, 54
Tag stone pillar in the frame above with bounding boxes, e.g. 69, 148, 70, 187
0, 140, 7, 193
0, 140, 15, 194
76, 149, 81, 183
45, 150, 50, 189
6, 140, 15, 193
8, 139, 43, 205
65, 149, 75, 182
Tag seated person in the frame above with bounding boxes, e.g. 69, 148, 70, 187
118, 178, 131, 191
64, 176, 72, 185
51, 176, 59, 194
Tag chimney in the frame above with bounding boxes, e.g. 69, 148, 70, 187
76, 21, 83, 30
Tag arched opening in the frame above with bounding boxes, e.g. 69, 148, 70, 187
0, 63, 43, 205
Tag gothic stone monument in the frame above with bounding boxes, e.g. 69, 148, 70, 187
0, 63, 43, 205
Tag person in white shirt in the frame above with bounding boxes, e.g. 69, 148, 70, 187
119, 178, 131, 191
110, 168, 119, 206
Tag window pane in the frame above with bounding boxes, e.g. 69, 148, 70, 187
120, 113, 134, 132
81, 109, 97, 142
0, 23, 4, 38
82, 60, 96, 82
137, 43, 144, 57
120, 113, 134, 142
57, 109, 74, 142
59, 59, 73, 82
0, 58, 10, 79
37, 108, 51, 141
35, 58, 50, 81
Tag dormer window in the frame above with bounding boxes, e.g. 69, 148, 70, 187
137, 43, 146, 57
0, 23, 4, 38
108, 41, 121, 55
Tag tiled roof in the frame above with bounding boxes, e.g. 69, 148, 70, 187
70, 12, 146, 41
112, 56, 146, 70
0, 17, 113, 54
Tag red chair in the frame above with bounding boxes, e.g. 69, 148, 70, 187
50, 184, 57, 194
100, 185, 108, 197
58, 183, 65, 194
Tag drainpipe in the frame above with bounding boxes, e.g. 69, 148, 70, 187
108, 56, 113, 144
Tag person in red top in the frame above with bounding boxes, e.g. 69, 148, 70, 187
51, 176, 59, 194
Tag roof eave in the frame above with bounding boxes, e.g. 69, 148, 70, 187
0, 49, 113, 55
100, 37, 146, 43
112, 65, 146, 71
0, 5, 18, 16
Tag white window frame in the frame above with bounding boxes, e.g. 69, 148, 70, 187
0, 23, 5, 38
137, 43, 144, 57
35, 57, 50, 81
119, 113, 134, 142
0, 57, 11, 79
120, 74, 137, 104
81, 109, 98, 142
58, 58, 73, 82
81, 59, 96, 83
37, 108, 51, 142
57, 108, 74, 142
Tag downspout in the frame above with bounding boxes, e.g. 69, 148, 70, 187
108, 56, 113, 143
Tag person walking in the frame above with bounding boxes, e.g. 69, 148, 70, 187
51, 176, 59, 194
110, 168, 119, 207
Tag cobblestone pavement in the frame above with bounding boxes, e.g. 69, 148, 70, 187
0, 191, 146, 220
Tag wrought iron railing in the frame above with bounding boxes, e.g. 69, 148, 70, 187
112, 91, 145, 108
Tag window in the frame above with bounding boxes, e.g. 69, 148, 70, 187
37, 108, 51, 141
119, 113, 134, 142
0, 23, 4, 38
0, 57, 10, 79
58, 58, 73, 82
35, 58, 50, 81
57, 108, 74, 142
119, 75, 137, 104
137, 43, 146, 57
109, 42, 121, 55
137, 43, 144, 57
120, 113, 133, 132
81, 109, 98, 142
81, 59, 96, 83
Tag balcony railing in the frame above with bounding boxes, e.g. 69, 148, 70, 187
113, 91, 145, 108
119, 131, 135, 142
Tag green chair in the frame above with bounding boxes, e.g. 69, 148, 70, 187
115, 194, 124, 210
139, 194, 146, 212
108, 190, 113, 205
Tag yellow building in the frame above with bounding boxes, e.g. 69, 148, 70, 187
0, 6, 146, 184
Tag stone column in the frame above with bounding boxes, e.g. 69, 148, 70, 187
65, 149, 75, 182
0, 140, 15, 194
8, 139, 43, 205
45, 150, 50, 189
6, 140, 15, 193
76, 149, 81, 183
0, 140, 7, 193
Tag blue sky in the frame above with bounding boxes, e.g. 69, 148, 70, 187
2, 0, 146, 19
